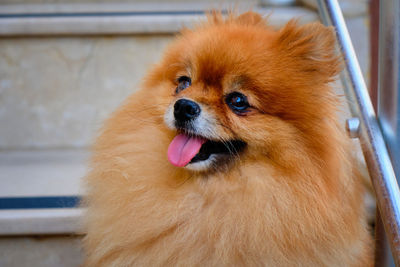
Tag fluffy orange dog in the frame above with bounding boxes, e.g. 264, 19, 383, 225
83, 12, 372, 266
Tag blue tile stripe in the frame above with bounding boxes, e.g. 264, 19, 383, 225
0, 196, 81, 209
0, 11, 211, 18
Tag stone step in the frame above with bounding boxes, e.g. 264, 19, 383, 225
0, 2, 257, 15
0, 149, 87, 235
0, 6, 316, 36
0, 149, 87, 197
0, 235, 83, 267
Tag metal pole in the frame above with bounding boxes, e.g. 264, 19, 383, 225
375, 209, 395, 266
377, 1, 400, 266
316, 0, 400, 265
378, 0, 400, 188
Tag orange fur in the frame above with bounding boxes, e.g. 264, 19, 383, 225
83, 12, 373, 266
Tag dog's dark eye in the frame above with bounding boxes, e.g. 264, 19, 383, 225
226, 92, 250, 114
175, 76, 191, 94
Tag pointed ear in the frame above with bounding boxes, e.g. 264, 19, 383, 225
276, 20, 342, 79
235, 11, 265, 26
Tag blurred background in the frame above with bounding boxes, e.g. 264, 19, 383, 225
0, 0, 370, 266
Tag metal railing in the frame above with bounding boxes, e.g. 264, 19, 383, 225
316, 0, 400, 266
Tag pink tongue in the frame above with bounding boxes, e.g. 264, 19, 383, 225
168, 134, 206, 167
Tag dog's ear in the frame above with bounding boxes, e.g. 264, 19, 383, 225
276, 20, 342, 80
235, 11, 265, 26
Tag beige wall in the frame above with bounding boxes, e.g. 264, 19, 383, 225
0, 35, 173, 149
0, 5, 319, 150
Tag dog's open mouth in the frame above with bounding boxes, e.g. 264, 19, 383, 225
167, 134, 246, 168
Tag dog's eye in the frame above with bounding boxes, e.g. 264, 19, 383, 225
175, 76, 191, 94
225, 92, 250, 114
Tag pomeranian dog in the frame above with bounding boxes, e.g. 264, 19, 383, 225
83, 11, 372, 266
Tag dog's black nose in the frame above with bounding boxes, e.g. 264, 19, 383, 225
174, 99, 201, 122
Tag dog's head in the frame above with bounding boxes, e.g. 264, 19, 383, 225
148, 12, 341, 171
